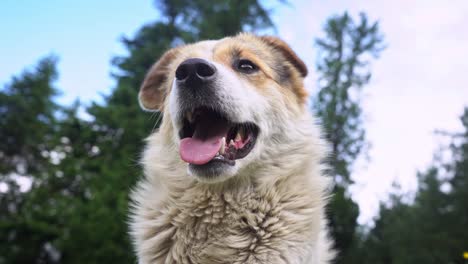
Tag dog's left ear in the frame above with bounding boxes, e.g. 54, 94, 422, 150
139, 48, 180, 112
260, 36, 308, 77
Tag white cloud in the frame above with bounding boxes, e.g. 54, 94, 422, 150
274, 0, 468, 223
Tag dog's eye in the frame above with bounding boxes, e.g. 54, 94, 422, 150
236, 59, 258, 74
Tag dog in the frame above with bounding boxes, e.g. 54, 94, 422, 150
130, 33, 334, 264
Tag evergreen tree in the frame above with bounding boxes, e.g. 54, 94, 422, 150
446, 108, 468, 260
0, 56, 59, 175
312, 12, 384, 263
363, 107, 468, 264
0, 56, 62, 263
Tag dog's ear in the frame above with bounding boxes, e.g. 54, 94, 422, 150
139, 48, 180, 111
260, 36, 308, 77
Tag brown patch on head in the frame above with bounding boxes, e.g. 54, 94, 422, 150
139, 47, 181, 111
220, 34, 309, 105
259, 35, 309, 105
210, 34, 310, 105
212, 41, 276, 97
259, 36, 308, 77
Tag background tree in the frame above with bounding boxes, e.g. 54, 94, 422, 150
0, 56, 62, 263
0, 56, 59, 176
362, 107, 468, 264
312, 12, 384, 263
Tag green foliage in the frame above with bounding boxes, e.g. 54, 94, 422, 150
314, 12, 384, 185
0, 56, 59, 175
327, 185, 360, 261
362, 108, 468, 264
313, 12, 384, 263
0, 56, 62, 263
155, 0, 273, 40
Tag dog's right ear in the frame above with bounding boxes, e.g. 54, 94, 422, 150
139, 48, 180, 112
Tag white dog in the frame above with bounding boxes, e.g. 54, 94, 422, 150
130, 33, 334, 264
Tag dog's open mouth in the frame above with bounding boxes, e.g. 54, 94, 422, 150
179, 107, 259, 166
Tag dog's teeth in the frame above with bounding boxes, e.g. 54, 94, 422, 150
238, 127, 246, 141
235, 131, 242, 142
186, 111, 193, 122
219, 137, 226, 155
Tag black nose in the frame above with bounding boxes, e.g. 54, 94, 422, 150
175, 58, 216, 87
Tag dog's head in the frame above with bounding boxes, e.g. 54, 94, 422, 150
139, 34, 311, 183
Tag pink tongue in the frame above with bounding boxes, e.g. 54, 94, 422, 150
180, 137, 223, 165
179, 110, 231, 165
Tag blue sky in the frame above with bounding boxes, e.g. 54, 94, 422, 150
1, 0, 468, 224
0, 0, 157, 104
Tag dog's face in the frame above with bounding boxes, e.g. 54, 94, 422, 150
139, 34, 309, 183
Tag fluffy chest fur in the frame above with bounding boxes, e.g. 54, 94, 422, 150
134, 177, 329, 264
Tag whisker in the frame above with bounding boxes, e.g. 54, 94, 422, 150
150, 112, 163, 133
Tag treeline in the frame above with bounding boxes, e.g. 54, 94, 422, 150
0, 1, 466, 263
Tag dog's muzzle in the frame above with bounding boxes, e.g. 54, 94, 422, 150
174, 57, 223, 113
172, 58, 260, 177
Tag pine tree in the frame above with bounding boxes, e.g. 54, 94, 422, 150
362, 107, 468, 264
0, 56, 59, 175
312, 12, 384, 262
0, 56, 63, 263
447, 108, 468, 261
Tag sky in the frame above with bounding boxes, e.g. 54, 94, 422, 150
1, 0, 468, 224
